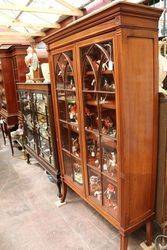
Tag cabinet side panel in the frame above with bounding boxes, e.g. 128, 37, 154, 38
122, 36, 156, 225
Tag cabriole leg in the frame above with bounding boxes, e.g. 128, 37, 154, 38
56, 169, 62, 199
61, 181, 67, 203
0, 123, 6, 145
8, 129, 14, 156
26, 153, 30, 164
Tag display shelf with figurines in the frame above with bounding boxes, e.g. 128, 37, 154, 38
82, 40, 119, 219
54, 49, 84, 192
46, 3, 162, 249
17, 83, 59, 181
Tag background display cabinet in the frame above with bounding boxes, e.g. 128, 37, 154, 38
0, 45, 28, 126
17, 83, 60, 193
44, 3, 162, 249
156, 93, 167, 234
0, 49, 18, 126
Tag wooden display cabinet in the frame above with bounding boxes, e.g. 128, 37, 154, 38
44, 3, 162, 249
10, 45, 28, 84
0, 45, 28, 126
17, 83, 61, 196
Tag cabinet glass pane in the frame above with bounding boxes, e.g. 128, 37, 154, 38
60, 122, 69, 151
70, 130, 80, 158
84, 93, 98, 132
35, 93, 47, 114
56, 55, 65, 89
66, 91, 78, 124
103, 177, 118, 219
86, 131, 100, 170
55, 50, 83, 189
36, 113, 48, 138
39, 137, 51, 160
88, 168, 102, 204
81, 39, 119, 217
99, 93, 115, 110
81, 41, 114, 91
100, 74, 115, 92
72, 158, 83, 186
25, 127, 36, 151
100, 109, 116, 138
57, 91, 66, 121
64, 51, 75, 90
101, 136, 117, 181
63, 153, 72, 179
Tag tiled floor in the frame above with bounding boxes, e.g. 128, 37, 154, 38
0, 137, 157, 250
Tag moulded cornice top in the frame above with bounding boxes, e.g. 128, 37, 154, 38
43, 1, 163, 45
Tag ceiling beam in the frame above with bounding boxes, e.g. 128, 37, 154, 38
0, 4, 83, 16
0, 36, 33, 44
55, 0, 81, 12
0, 31, 45, 37
13, 21, 60, 29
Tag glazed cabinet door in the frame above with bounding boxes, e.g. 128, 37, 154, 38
76, 35, 119, 221
32, 91, 54, 166
53, 47, 84, 194
18, 90, 38, 152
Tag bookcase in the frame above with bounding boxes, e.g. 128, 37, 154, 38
43, 3, 162, 249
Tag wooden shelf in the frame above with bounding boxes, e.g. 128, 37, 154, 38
83, 89, 115, 94
102, 171, 118, 185
87, 163, 101, 173
86, 100, 116, 109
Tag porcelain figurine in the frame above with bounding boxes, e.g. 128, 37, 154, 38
104, 183, 116, 207
73, 162, 83, 185
91, 79, 96, 87
110, 152, 116, 167
103, 154, 108, 171
90, 175, 101, 195
90, 175, 99, 186
69, 79, 76, 90
11, 123, 24, 139
25, 46, 39, 83
102, 116, 113, 135
69, 104, 77, 123
94, 190, 102, 201
85, 107, 94, 129
72, 137, 79, 157
41, 63, 50, 83
109, 128, 117, 138
104, 43, 114, 71
94, 159, 100, 168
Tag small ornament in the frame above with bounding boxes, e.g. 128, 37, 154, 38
94, 190, 102, 201
102, 116, 114, 135
69, 104, 77, 123
71, 137, 79, 157
94, 159, 100, 168
104, 183, 117, 207
73, 162, 83, 185
85, 107, 94, 129
91, 79, 95, 86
